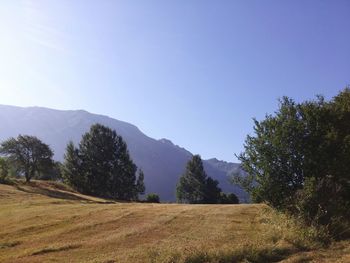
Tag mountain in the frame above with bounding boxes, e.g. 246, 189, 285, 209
0, 105, 248, 201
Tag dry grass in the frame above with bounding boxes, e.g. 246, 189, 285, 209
0, 181, 349, 263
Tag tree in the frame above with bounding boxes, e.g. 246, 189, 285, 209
234, 88, 350, 236
176, 155, 208, 203
204, 177, 221, 204
219, 193, 239, 204
0, 135, 54, 182
0, 157, 8, 183
62, 141, 85, 192
62, 124, 143, 200
145, 193, 160, 203
135, 169, 146, 197
176, 155, 229, 204
35, 161, 63, 181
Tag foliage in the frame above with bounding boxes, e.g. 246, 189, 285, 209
34, 161, 63, 181
145, 193, 160, 203
62, 141, 85, 192
234, 88, 350, 237
0, 157, 9, 183
177, 155, 239, 204
219, 192, 239, 204
135, 169, 146, 197
62, 124, 144, 200
0, 135, 54, 182
203, 177, 221, 204
176, 155, 207, 203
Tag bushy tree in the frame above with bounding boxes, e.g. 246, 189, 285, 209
145, 193, 160, 203
35, 161, 63, 181
234, 88, 350, 236
62, 124, 144, 200
219, 192, 239, 204
0, 135, 54, 182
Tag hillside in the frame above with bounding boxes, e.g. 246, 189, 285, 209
0, 105, 247, 201
0, 181, 349, 263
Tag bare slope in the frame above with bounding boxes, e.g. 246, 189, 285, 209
0, 182, 348, 263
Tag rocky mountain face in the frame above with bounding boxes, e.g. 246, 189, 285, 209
0, 105, 247, 201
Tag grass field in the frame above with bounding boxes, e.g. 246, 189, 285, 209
0, 181, 349, 263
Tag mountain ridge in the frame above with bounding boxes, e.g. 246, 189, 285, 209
0, 104, 247, 201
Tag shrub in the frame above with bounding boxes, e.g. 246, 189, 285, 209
219, 192, 239, 204
145, 193, 160, 203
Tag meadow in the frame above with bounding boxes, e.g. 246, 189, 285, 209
0, 181, 348, 263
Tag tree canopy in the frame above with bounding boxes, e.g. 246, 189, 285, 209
234, 88, 350, 236
0, 135, 54, 182
62, 123, 145, 200
0, 157, 8, 183
177, 155, 238, 204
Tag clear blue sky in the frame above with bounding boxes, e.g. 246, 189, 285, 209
0, 0, 349, 162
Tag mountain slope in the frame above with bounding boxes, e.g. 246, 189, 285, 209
0, 105, 247, 201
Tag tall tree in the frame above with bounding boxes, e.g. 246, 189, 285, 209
0, 135, 53, 182
176, 155, 208, 203
204, 177, 221, 204
135, 169, 146, 197
62, 141, 85, 192
63, 124, 143, 200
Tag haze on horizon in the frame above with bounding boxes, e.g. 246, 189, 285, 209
0, 0, 349, 162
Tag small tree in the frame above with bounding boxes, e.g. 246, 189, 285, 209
145, 193, 160, 203
35, 161, 63, 181
0, 135, 54, 182
219, 193, 239, 204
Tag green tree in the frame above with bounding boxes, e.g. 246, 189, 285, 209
219, 192, 239, 204
63, 124, 143, 200
0, 135, 54, 182
0, 157, 8, 183
135, 169, 146, 197
177, 155, 226, 204
234, 88, 350, 235
204, 177, 221, 204
34, 161, 63, 181
176, 155, 208, 203
62, 141, 85, 192
145, 193, 160, 203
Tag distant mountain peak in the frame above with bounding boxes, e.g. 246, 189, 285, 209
159, 138, 174, 145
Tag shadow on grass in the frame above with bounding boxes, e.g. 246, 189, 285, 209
14, 182, 116, 204
30, 244, 81, 256
0, 241, 21, 249
174, 246, 304, 263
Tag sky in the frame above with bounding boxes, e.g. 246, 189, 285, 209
0, 0, 349, 162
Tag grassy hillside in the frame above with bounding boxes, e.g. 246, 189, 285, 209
0, 181, 349, 263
